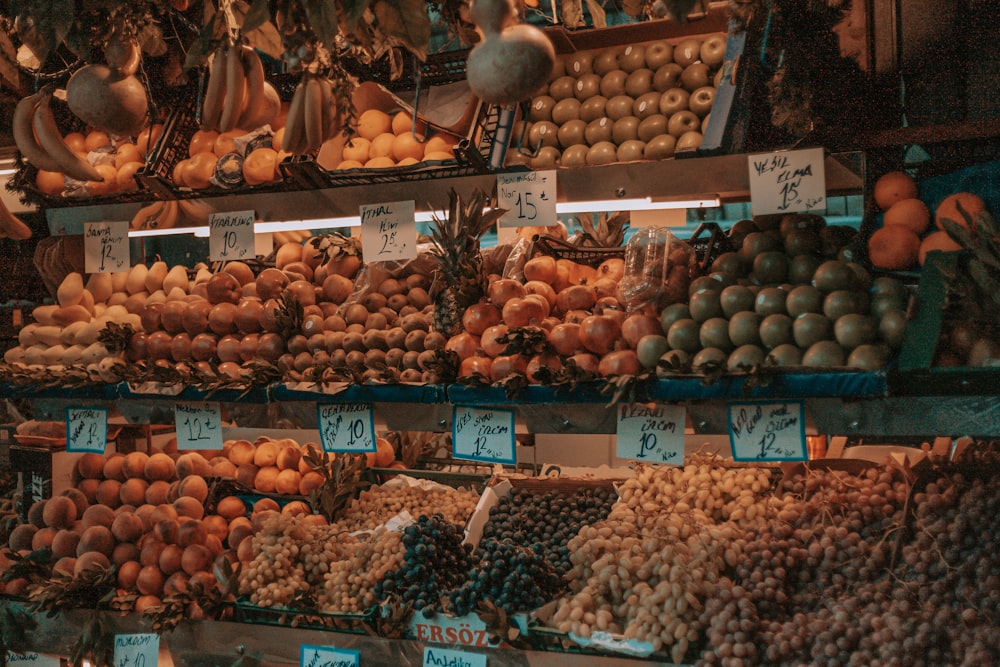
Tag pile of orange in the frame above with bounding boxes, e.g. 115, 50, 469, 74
330, 109, 457, 170
868, 170, 986, 270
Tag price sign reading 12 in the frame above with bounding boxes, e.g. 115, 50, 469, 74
616, 403, 685, 464
65, 406, 108, 454
360, 200, 417, 261
209, 210, 255, 261
174, 402, 224, 451
452, 406, 516, 464
318, 403, 376, 453
728, 400, 808, 462
497, 170, 557, 228
113, 633, 159, 667
84, 221, 129, 274
748, 147, 826, 216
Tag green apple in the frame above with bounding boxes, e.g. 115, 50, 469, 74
667, 110, 700, 137
659, 87, 690, 116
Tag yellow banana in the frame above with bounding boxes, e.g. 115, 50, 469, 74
12, 91, 66, 173
201, 46, 228, 131
236, 46, 278, 130
318, 76, 340, 142
219, 43, 247, 132
177, 198, 214, 225
146, 200, 179, 230
303, 74, 324, 152
273, 231, 290, 245
281, 79, 308, 155
32, 91, 104, 182
130, 200, 167, 230
0, 196, 32, 240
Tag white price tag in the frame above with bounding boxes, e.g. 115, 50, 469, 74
300, 644, 359, 667
616, 403, 685, 464
728, 401, 808, 462
6, 652, 61, 667
452, 406, 516, 465
424, 647, 487, 667
210, 210, 256, 261
360, 200, 417, 261
317, 403, 376, 453
114, 633, 159, 667
84, 221, 129, 273
65, 406, 108, 454
497, 170, 557, 228
748, 147, 826, 215
174, 402, 224, 451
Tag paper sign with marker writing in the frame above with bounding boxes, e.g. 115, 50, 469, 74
423, 646, 487, 667
84, 221, 129, 273
114, 633, 159, 667
210, 210, 255, 261
317, 403, 376, 453
452, 406, 516, 465
361, 200, 416, 261
728, 401, 807, 462
66, 406, 108, 453
616, 403, 685, 465
748, 147, 826, 215
174, 402, 224, 451
6, 651, 60, 667
497, 170, 556, 228
300, 644, 359, 667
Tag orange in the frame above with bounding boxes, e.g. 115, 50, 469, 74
396, 157, 419, 166
424, 135, 455, 156
137, 124, 164, 158
391, 111, 428, 137
243, 147, 279, 185
114, 142, 142, 169
87, 164, 119, 196
172, 159, 189, 186
63, 132, 86, 153
213, 129, 245, 158
189, 129, 219, 157
918, 230, 962, 266
364, 156, 395, 169
341, 137, 371, 163
116, 161, 144, 191
867, 224, 920, 270
35, 169, 65, 196
882, 197, 930, 235
873, 170, 918, 210
84, 130, 111, 152
423, 150, 454, 161
392, 132, 425, 162
356, 109, 392, 141
334, 159, 364, 170
935, 192, 986, 231
184, 151, 219, 189
271, 127, 285, 151
369, 132, 396, 159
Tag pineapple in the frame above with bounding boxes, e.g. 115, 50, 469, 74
576, 210, 629, 247
427, 189, 505, 336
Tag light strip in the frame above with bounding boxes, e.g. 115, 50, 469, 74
128, 225, 210, 238
127, 210, 451, 238
556, 195, 721, 214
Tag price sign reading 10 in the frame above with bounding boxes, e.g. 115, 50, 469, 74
209, 210, 255, 261
317, 403, 376, 453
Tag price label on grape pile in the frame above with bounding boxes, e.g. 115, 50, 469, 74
113, 633, 159, 667
616, 403, 685, 465
300, 644, 359, 667
84, 221, 129, 273
423, 647, 486, 667
452, 406, 516, 465
727, 400, 807, 462
317, 403, 376, 453
747, 147, 826, 215
65, 406, 108, 454
5, 651, 60, 667
360, 200, 417, 261
209, 210, 255, 261
497, 170, 557, 228
174, 402, 224, 451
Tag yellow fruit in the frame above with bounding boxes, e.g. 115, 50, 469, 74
116, 161, 144, 191
189, 130, 219, 157
334, 159, 364, 170
392, 132, 425, 162
36, 169, 66, 196
63, 132, 86, 153
423, 135, 455, 156
114, 143, 141, 169
341, 137, 371, 163
243, 147, 279, 186
87, 164, 119, 196
364, 156, 395, 169
84, 130, 111, 152
356, 109, 392, 141
369, 132, 396, 159
184, 151, 219, 189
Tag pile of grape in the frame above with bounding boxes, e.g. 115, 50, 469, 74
321, 527, 405, 613
448, 537, 563, 616
374, 514, 477, 618
334, 483, 480, 533
239, 513, 332, 607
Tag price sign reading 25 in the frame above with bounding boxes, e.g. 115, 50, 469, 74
497, 170, 557, 228
317, 403, 376, 454
174, 402, 224, 451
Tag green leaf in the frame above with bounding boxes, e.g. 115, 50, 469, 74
185, 9, 225, 69
373, 0, 431, 60
242, 0, 272, 33
14, 0, 75, 66
244, 20, 283, 59
303, 0, 342, 52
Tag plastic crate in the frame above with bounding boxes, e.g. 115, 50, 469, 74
531, 233, 625, 268
232, 599, 374, 634
685, 221, 733, 275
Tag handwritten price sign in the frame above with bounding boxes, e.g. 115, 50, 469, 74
452, 406, 516, 465
361, 200, 416, 261
65, 406, 108, 453
748, 147, 826, 215
317, 404, 376, 453
84, 221, 129, 273
114, 633, 159, 667
497, 170, 557, 228
424, 647, 486, 667
209, 210, 255, 261
5, 652, 60, 667
728, 401, 807, 462
299, 644, 359, 667
616, 403, 685, 464
174, 402, 224, 451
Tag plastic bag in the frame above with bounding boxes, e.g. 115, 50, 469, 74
615, 228, 696, 312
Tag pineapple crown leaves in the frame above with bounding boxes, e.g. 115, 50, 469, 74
938, 206, 1000, 315
427, 189, 508, 300
309, 232, 363, 266
575, 211, 630, 248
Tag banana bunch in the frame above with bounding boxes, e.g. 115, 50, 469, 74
13, 86, 104, 183
0, 197, 32, 240
281, 72, 341, 155
202, 42, 280, 133
129, 198, 215, 231
273, 229, 312, 245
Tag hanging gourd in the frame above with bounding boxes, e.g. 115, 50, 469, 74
66, 31, 149, 137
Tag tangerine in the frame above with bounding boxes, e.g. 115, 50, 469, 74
243, 147, 279, 185
883, 197, 931, 235
867, 225, 920, 270
392, 132, 426, 162
918, 230, 962, 266
935, 192, 986, 231
873, 170, 918, 210
189, 129, 220, 156
356, 109, 392, 141
36, 169, 65, 196
369, 132, 396, 159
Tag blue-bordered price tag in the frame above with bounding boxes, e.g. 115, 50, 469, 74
452, 406, 516, 465
84, 221, 129, 273
423, 647, 486, 667
361, 200, 416, 261
616, 403, 685, 465
65, 406, 108, 453
748, 147, 826, 215
113, 633, 159, 667
497, 170, 556, 228
300, 644, 359, 667
727, 400, 808, 462
317, 404, 376, 453
209, 210, 255, 261
174, 402, 224, 451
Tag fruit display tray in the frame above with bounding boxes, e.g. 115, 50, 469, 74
232, 598, 375, 634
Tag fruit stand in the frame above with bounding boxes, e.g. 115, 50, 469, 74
1, 0, 1000, 665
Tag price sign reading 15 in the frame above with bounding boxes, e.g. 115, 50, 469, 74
209, 210, 255, 261
728, 400, 808, 462
84, 221, 129, 273
497, 170, 557, 228
318, 403, 376, 453
174, 402, 224, 451
616, 403, 685, 465
748, 147, 826, 216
